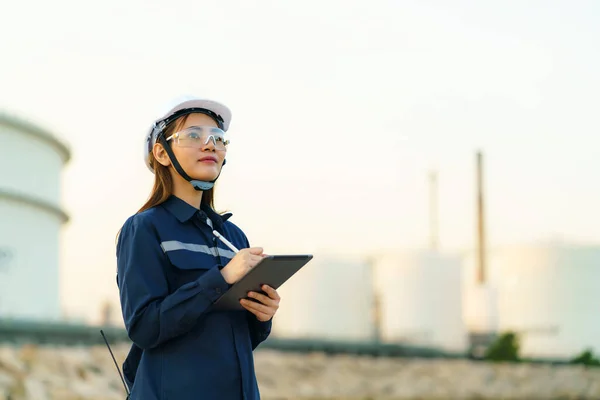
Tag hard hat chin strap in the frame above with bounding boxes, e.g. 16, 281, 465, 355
157, 135, 225, 191
150, 107, 227, 191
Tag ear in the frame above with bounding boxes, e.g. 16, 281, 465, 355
153, 143, 171, 167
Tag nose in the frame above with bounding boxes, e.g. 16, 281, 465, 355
200, 136, 217, 152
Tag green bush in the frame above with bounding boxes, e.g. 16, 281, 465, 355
571, 349, 600, 367
484, 332, 520, 362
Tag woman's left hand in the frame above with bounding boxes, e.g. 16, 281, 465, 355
241, 284, 280, 322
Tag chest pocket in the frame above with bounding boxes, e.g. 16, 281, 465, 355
162, 242, 219, 291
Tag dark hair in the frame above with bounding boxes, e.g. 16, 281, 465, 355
137, 114, 214, 214
115, 114, 216, 242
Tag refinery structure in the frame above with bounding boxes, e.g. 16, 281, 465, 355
0, 112, 70, 321
0, 110, 598, 360
272, 151, 600, 360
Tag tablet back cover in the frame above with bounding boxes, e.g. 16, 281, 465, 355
212, 254, 313, 311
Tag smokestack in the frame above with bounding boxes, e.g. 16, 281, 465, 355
476, 151, 486, 284
429, 171, 439, 251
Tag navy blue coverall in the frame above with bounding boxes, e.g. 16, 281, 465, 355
116, 195, 272, 400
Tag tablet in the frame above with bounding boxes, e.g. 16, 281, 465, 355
212, 254, 313, 311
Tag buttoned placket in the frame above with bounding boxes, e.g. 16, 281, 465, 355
191, 212, 250, 398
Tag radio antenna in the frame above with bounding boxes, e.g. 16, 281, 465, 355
100, 329, 130, 398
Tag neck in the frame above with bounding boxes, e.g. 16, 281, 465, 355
172, 175, 203, 209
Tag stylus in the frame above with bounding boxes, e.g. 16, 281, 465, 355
213, 230, 240, 253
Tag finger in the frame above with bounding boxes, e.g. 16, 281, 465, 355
240, 300, 256, 313
241, 301, 271, 321
248, 247, 264, 255
241, 302, 271, 321
240, 298, 272, 315
247, 291, 275, 306
261, 285, 280, 300
240, 298, 269, 313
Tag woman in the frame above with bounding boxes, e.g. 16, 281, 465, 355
116, 96, 280, 400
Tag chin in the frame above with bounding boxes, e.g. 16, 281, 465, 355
189, 167, 220, 182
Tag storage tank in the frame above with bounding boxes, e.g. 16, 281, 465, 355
490, 242, 600, 359
462, 250, 500, 334
272, 254, 376, 341
0, 113, 70, 320
372, 251, 468, 352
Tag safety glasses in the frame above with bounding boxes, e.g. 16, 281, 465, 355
165, 126, 230, 151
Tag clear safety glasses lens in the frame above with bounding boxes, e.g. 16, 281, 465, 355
166, 126, 229, 150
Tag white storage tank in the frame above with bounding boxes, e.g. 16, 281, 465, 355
372, 251, 468, 352
461, 250, 500, 334
0, 112, 70, 320
491, 242, 600, 359
272, 254, 376, 341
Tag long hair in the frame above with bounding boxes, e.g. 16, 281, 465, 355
116, 114, 216, 242
137, 114, 215, 214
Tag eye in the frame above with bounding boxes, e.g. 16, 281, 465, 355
187, 131, 201, 139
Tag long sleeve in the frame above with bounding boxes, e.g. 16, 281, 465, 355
247, 314, 272, 350
117, 214, 229, 350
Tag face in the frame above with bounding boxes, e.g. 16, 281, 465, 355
153, 113, 227, 182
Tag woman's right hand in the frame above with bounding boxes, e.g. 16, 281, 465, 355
220, 247, 265, 284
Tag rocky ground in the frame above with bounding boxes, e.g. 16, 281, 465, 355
0, 343, 599, 399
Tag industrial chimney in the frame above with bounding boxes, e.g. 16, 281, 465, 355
476, 151, 486, 284
464, 150, 498, 343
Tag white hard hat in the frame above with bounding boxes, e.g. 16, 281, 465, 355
143, 96, 232, 172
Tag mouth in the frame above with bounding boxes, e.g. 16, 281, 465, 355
198, 156, 218, 164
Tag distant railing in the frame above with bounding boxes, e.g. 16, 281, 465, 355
0, 318, 572, 365
0, 318, 129, 345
